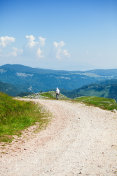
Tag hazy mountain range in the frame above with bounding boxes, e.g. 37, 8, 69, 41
0, 64, 117, 99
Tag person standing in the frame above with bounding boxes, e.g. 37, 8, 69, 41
56, 87, 60, 100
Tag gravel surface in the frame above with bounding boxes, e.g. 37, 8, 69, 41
0, 99, 117, 176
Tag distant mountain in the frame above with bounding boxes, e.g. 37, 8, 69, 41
0, 64, 117, 96
87, 69, 117, 77
63, 79, 117, 101
0, 81, 20, 96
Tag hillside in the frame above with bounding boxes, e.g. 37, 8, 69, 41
23, 91, 69, 100
64, 79, 117, 100
74, 96, 117, 111
0, 64, 117, 96
0, 93, 49, 142
0, 81, 20, 96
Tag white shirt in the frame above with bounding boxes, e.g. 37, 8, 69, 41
56, 88, 60, 94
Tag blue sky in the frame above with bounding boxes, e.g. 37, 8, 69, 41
0, 0, 117, 70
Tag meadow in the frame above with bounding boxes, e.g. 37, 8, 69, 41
0, 92, 49, 142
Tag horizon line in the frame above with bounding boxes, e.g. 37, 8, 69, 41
0, 63, 117, 72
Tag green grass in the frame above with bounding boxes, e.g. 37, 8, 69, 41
0, 92, 49, 143
74, 96, 117, 111
24, 91, 69, 100
40, 91, 70, 100
40, 92, 55, 99
77, 88, 109, 98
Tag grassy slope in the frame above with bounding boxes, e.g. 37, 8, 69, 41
74, 96, 117, 111
76, 86, 110, 98
40, 92, 117, 111
25, 91, 69, 100
64, 80, 117, 101
25, 91, 117, 111
40, 91, 69, 100
0, 92, 49, 142
64, 84, 110, 99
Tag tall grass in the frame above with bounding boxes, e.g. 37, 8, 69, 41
0, 92, 49, 142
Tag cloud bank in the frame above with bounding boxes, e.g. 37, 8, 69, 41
53, 41, 70, 59
0, 35, 71, 61
25, 35, 37, 48
25, 35, 46, 58
0, 36, 15, 47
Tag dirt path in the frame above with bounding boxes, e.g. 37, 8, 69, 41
0, 99, 117, 176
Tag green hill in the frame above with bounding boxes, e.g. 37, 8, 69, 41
63, 79, 117, 101
0, 81, 20, 96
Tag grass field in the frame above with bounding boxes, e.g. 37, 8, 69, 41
40, 91, 56, 99
0, 92, 49, 143
40, 91, 69, 100
74, 96, 117, 111
25, 91, 69, 100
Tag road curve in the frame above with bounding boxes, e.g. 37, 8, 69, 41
0, 99, 117, 176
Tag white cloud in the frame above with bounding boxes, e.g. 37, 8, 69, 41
53, 40, 70, 59
0, 36, 15, 47
39, 36, 46, 47
37, 48, 43, 58
26, 35, 46, 48
63, 49, 70, 57
10, 47, 23, 57
53, 41, 65, 48
25, 35, 46, 58
25, 35, 36, 48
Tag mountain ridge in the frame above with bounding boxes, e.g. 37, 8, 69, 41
1, 64, 117, 73
0, 64, 117, 96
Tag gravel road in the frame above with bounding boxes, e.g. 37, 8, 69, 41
0, 99, 117, 176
